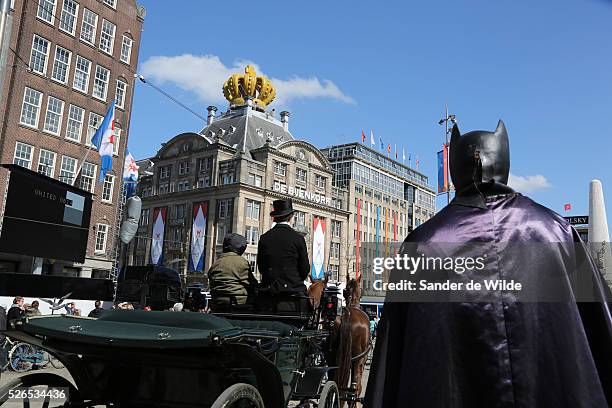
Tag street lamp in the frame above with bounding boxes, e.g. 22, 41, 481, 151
438, 104, 457, 205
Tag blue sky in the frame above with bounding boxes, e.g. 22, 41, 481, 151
129, 0, 612, 221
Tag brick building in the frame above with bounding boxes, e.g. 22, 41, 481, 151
0, 0, 144, 277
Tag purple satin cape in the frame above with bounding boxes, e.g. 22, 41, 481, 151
364, 193, 612, 408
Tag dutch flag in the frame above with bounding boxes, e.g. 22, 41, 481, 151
90, 101, 116, 183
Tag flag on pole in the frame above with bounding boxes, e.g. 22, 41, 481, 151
387, 144, 391, 156
416, 156, 420, 169
370, 130, 375, 147
122, 149, 139, 197
564, 203, 572, 212
90, 101, 116, 182
361, 130, 366, 143
379, 136, 384, 150
402, 148, 406, 163
437, 144, 449, 193
395, 144, 398, 160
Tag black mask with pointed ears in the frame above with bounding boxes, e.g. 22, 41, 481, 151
449, 120, 510, 193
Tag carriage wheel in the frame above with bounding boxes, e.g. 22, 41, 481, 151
8, 343, 35, 373
0, 372, 82, 407
318, 381, 340, 408
211, 383, 264, 408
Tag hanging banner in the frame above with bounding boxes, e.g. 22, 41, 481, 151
311, 217, 326, 280
356, 199, 361, 279
189, 202, 208, 272
376, 206, 380, 257
150, 207, 166, 265
437, 143, 449, 193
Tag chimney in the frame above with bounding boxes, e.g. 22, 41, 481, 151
280, 111, 290, 131
207, 106, 217, 125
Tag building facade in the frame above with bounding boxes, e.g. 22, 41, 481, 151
320, 143, 436, 298
0, 0, 144, 277
131, 66, 351, 285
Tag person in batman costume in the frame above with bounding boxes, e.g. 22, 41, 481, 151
364, 121, 612, 408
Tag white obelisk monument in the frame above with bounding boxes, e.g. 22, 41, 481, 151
588, 179, 612, 289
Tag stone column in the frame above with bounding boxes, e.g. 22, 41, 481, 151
588, 179, 612, 289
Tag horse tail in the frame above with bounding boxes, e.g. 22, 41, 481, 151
335, 305, 352, 392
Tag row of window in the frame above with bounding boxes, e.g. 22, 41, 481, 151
37, 0, 131, 62
20, 87, 122, 153
13, 141, 115, 201
29, 34, 128, 106
273, 161, 328, 188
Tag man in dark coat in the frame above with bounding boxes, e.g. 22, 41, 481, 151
88, 300, 105, 318
365, 121, 612, 408
208, 233, 257, 311
6, 297, 25, 322
257, 199, 310, 311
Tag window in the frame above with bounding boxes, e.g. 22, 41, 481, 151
112, 127, 121, 155
73, 55, 91, 93
245, 253, 257, 276
316, 175, 326, 189
274, 161, 286, 176
332, 220, 342, 238
102, 0, 116, 8
95, 224, 108, 253
296, 168, 307, 183
59, 156, 77, 184
245, 226, 259, 245
86, 112, 102, 146
37, 149, 56, 177
331, 242, 340, 259
197, 177, 210, 188
37, 0, 56, 24
51, 46, 71, 84
139, 208, 150, 226
59, 0, 79, 35
120, 35, 133, 64
177, 180, 190, 191
247, 173, 262, 187
20, 87, 43, 128
158, 183, 169, 194
93, 65, 110, 100
178, 161, 190, 175
65, 105, 84, 142
329, 264, 339, 282
102, 174, 115, 202
245, 200, 260, 220
293, 211, 306, 228
13, 142, 33, 169
216, 224, 226, 245
115, 79, 127, 109
198, 157, 211, 172
99, 19, 116, 54
29, 35, 50, 75
159, 166, 170, 179
79, 162, 96, 192
217, 199, 231, 219
43, 96, 64, 135
175, 204, 185, 219
80, 9, 98, 44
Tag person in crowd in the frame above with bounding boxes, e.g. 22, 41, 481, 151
25, 300, 41, 317
208, 233, 258, 311
88, 301, 105, 318
257, 199, 310, 312
7, 297, 25, 321
143, 306, 152, 312
64, 302, 77, 315
171, 303, 183, 312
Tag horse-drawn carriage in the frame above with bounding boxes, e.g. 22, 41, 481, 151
0, 284, 368, 408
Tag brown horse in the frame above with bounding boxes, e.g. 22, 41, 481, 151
333, 275, 371, 407
308, 274, 329, 311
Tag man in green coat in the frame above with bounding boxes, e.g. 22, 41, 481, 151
208, 233, 258, 311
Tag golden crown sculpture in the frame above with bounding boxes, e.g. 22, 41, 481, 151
223, 65, 276, 108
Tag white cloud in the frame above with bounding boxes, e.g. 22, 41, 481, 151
140, 54, 355, 107
508, 173, 551, 193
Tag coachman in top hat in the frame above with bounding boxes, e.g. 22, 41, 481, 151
257, 199, 310, 312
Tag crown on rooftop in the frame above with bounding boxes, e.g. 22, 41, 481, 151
223, 65, 276, 108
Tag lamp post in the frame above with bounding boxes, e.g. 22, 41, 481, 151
438, 104, 457, 205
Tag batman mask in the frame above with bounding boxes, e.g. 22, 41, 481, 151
449, 120, 513, 206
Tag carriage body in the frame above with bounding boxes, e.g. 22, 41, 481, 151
1, 309, 336, 407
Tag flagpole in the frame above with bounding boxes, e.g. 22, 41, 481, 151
72, 146, 95, 186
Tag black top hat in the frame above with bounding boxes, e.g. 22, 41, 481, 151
270, 199, 295, 218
